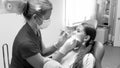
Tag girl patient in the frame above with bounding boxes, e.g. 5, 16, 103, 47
44, 22, 105, 68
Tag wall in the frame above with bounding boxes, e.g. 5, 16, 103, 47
114, 0, 120, 47
0, 14, 25, 68
97, 0, 106, 24
41, 0, 64, 47
65, 0, 97, 26
0, 0, 64, 68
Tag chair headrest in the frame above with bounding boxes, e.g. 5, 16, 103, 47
83, 19, 98, 29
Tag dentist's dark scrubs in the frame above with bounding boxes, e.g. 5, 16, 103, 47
10, 23, 43, 68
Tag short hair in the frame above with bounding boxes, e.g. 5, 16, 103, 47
22, 0, 52, 20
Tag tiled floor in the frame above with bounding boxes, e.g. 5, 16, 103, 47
102, 46, 120, 68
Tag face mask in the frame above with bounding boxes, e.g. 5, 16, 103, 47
37, 19, 51, 29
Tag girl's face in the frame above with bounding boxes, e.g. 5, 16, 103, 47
72, 25, 86, 42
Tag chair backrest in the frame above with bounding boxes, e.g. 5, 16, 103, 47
85, 19, 98, 29
93, 41, 105, 68
2, 43, 10, 68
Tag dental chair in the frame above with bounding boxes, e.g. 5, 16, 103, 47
85, 19, 98, 29
91, 41, 105, 68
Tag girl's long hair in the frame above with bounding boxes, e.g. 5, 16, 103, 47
72, 23, 96, 68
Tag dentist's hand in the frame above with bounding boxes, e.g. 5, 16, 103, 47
54, 30, 70, 49
59, 36, 78, 55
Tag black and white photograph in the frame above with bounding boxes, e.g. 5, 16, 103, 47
0, 0, 120, 68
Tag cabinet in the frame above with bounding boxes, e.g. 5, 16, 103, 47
95, 27, 109, 44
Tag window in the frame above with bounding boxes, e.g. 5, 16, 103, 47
64, 0, 97, 27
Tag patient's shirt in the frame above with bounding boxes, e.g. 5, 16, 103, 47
61, 51, 78, 68
83, 53, 95, 68
61, 51, 95, 68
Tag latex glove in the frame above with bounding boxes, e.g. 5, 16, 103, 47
59, 36, 78, 55
54, 30, 70, 49
43, 60, 63, 68
44, 57, 52, 64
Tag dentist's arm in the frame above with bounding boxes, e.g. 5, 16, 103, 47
42, 31, 69, 56
26, 53, 49, 68
19, 42, 51, 68
41, 42, 61, 57
51, 37, 78, 62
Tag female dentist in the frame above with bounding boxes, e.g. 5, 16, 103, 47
10, 0, 78, 68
